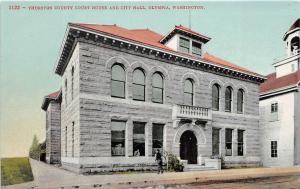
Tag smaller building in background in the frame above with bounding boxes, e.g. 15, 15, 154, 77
260, 18, 300, 167
41, 91, 62, 164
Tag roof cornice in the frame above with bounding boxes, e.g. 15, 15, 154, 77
283, 27, 300, 41
54, 24, 266, 84
260, 84, 298, 99
160, 26, 211, 44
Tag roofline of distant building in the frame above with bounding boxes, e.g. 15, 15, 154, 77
41, 90, 62, 111
260, 84, 299, 100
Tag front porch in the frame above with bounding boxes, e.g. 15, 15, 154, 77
171, 104, 217, 169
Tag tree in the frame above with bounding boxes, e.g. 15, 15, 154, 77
29, 135, 41, 160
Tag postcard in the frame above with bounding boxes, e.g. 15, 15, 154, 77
0, 1, 299, 188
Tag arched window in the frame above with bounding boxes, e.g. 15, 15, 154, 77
184, 79, 194, 106
152, 72, 163, 103
291, 36, 300, 53
212, 84, 220, 110
225, 86, 233, 112
133, 68, 145, 101
71, 66, 74, 100
111, 64, 126, 98
237, 89, 244, 113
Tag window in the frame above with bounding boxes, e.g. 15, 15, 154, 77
111, 121, 126, 156
270, 102, 279, 121
152, 73, 163, 103
64, 79, 68, 106
152, 124, 164, 156
225, 87, 233, 112
65, 126, 67, 157
71, 66, 74, 101
133, 122, 145, 156
192, 41, 202, 56
291, 36, 300, 53
237, 89, 244, 113
212, 84, 220, 111
111, 64, 126, 98
225, 129, 233, 156
271, 141, 278, 158
237, 130, 244, 156
212, 128, 220, 156
271, 103, 278, 113
184, 79, 194, 106
71, 122, 74, 157
179, 37, 190, 53
133, 69, 145, 101
291, 64, 295, 72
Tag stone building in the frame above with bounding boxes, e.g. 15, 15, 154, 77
42, 91, 61, 164
42, 23, 265, 173
260, 19, 300, 167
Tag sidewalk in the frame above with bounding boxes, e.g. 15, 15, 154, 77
2, 159, 300, 189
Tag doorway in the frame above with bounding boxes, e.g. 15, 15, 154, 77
180, 130, 198, 164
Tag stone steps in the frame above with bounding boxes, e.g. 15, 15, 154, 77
184, 164, 218, 172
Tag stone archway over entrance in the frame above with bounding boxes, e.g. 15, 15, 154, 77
180, 130, 197, 164
173, 122, 207, 165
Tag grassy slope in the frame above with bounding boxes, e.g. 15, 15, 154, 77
1, 157, 34, 186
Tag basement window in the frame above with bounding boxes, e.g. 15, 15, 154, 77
271, 141, 278, 158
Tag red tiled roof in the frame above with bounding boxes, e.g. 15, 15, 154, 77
73, 23, 258, 76
47, 91, 60, 99
260, 70, 300, 93
77, 24, 172, 51
202, 53, 254, 74
42, 90, 61, 110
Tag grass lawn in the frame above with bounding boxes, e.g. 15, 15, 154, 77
1, 157, 34, 186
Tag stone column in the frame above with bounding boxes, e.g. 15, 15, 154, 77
146, 76, 151, 102
197, 143, 208, 165
127, 72, 133, 100
220, 128, 226, 156
232, 129, 238, 156
145, 121, 152, 157
126, 119, 133, 157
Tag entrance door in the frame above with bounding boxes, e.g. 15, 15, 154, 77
180, 130, 197, 164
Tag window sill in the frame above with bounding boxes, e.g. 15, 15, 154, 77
133, 99, 145, 102
111, 96, 126, 99
152, 101, 163, 104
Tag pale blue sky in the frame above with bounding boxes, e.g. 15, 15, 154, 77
0, 1, 299, 157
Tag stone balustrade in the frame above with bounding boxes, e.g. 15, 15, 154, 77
172, 104, 212, 120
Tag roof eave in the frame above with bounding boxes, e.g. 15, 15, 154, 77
55, 25, 265, 82
260, 84, 298, 98
283, 27, 300, 41
160, 27, 211, 44
54, 24, 72, 76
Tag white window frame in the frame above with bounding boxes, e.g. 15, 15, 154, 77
270, 102, 279, 122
